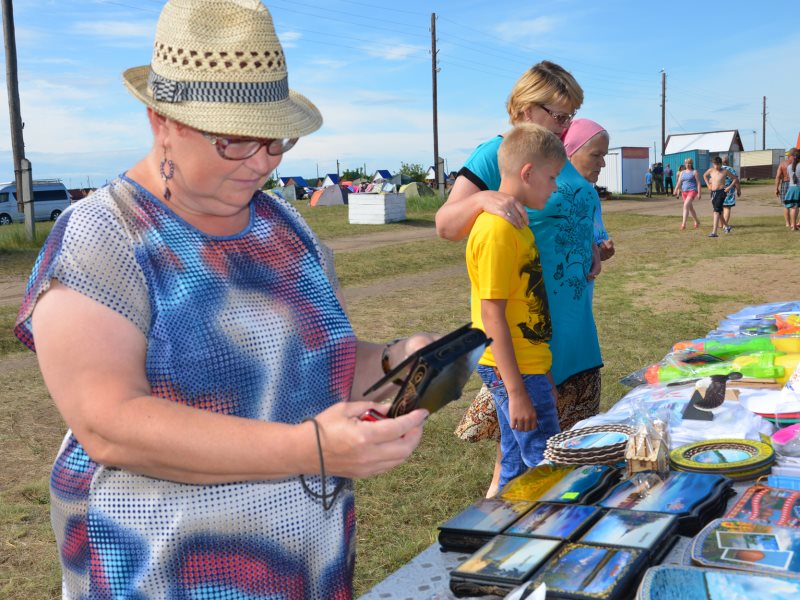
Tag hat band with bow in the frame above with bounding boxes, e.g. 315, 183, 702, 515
148, 71, 289, 104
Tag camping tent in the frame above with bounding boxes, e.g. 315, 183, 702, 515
399, 181, 435, 198
391, 173, 413, 187
322, 173, 340, 187
372, 169, 393, 182
280, 184, 305, 201
309, 185, 349, 206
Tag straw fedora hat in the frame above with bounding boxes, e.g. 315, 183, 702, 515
123, 0, 322, 139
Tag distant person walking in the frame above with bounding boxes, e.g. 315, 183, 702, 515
704, 156, 738, 237
784, 150, 800, 231
720, 156, 740, 228
645, 170, 653, 197
664, 163, 674, 195
653, 163, 664, 194
676, 158, 702, 230
776, 149, 798, 228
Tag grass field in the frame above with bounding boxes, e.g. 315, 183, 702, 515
1, 189, 798, 597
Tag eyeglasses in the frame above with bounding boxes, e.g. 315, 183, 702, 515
538, 105, 576, 127
201, 132, 298, 160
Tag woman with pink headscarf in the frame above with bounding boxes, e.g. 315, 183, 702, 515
563, 119, 615, 261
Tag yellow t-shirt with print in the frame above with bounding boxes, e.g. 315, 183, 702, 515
466, 212, 552, 373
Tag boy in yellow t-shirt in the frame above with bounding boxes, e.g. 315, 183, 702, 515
466, 123, 567, 490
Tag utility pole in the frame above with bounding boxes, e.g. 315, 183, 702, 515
430, 13, 444, 196
762, 96, 766, 150
660, 70, 666, 160
2, 0, 33, 239
336, 159, 340, 178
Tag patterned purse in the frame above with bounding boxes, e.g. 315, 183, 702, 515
454, 385, 500, 442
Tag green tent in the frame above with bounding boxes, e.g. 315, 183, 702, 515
399, 182, 435, 198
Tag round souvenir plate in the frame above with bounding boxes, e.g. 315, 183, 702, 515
669, 439, 774, 473
544, 448, 626, 465
672, 461, 773, 481
544, 445, 628, 462
548, 425, 635, 453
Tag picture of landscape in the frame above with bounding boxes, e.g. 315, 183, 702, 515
692, 449, 752, 464
454, 535, 560, 583
533, 544, 640, 595
716, 531, 781, 551
505, 503, 599, 539
600, 471, 722, 514
721, 548, 793, 571
559, 431, 628, 450
694, 520, 800, 574
638, 566, 800, 599
537, 465, 614, 503
581, 509, 675, 550
440, 498, 534, 533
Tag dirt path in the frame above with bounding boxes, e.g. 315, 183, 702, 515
601, 183, 782, 217
0, 183, 784, 313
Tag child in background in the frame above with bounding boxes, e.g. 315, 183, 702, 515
466, 123, 566, 491
645, 170, 653, 197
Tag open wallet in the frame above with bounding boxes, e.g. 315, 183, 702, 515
361, 323, 491, 421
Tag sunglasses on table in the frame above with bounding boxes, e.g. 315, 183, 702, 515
538, 105, 576, 127
201, 132, 298, 160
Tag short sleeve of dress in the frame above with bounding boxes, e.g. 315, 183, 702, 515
459, 135, 504, 192
14, 188, 151, 351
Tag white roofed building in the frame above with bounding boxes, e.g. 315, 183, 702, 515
664, 130, 744, 155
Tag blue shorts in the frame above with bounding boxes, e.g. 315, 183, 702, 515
477, 366, 560, 490
723, 194, 736, 207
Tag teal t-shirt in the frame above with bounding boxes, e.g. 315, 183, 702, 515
461, 135, 604, 384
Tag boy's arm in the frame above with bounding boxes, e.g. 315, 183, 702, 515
776, 166, 786, 196
480, 299, 538, 432
703, 168, 713, 187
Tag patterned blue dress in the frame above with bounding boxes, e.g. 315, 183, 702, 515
15, 176, 358, 599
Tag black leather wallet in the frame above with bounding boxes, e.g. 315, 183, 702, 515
363, 323, 490, 418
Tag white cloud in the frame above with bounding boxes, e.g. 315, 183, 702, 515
362, 43, 426, 62
279, 31, 302, 49
309, 58, 347, 70
72, 20, 154, 41
494, 16, 559, 41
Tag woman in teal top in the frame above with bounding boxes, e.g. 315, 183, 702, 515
436, 61, 609, 495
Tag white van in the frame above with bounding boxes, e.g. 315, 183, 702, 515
0, 179, 72, 225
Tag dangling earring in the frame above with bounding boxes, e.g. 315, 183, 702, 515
159, 148, 175, 202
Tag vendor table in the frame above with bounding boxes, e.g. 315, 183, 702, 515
358, 482, 749, 600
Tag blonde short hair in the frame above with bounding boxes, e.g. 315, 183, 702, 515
506, 60, 584, 125
498, 123, 566, 175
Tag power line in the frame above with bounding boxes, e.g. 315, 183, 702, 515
267, 0, 428, 41
93, 0, 160, 13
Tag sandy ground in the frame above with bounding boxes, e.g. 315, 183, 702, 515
0, 183, 786, 365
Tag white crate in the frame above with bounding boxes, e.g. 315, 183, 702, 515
348, 193, 406, 224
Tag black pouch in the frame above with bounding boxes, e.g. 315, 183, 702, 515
363, 323, 490, 418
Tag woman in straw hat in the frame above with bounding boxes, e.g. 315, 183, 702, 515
437, 62, 610, 497
14, 1, 428, 597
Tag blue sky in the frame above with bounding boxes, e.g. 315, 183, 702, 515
0, 0, 796, 187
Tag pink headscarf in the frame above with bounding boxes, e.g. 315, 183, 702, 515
562, 118, 607, 158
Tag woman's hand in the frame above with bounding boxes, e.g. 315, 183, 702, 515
477, 190, 528, 229
598, 239, 615, 261
435, 175, 528, 241
314, 401, 427, 478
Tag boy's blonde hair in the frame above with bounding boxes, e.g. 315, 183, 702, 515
498, 123, 566, 176
506, 60, 584, 125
